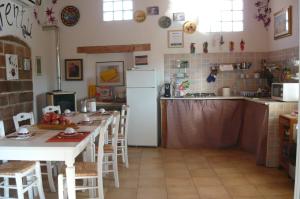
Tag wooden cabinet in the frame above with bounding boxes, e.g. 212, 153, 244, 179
278, 114, 298, 173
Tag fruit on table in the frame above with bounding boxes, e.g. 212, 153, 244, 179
41, 112, 72, 125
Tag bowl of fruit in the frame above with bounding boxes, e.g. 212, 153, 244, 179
38, 112, 79, 130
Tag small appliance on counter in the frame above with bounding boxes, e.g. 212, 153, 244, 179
271, 83, 299, 101
164, 83, 171, 97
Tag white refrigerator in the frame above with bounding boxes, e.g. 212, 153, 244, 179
126, 69, 158, 146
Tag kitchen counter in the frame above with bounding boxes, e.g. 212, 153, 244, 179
160, 96, 285, 105
160, 98, 298, 167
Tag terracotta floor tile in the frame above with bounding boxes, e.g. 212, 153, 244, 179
137, 187, 167, 199
255, 183, 294, 196
193, 176, 223, 187
225, 184, 261, 197
196, 185, 232, 199
167, 186, 199, 199
220, 176, 250, 186
138, 177, 166, 188
166, 177, 194, 187
43, 147, 294, 198
189, 168, 216, 177
105, 188, 137, 199
139, 168, 165, 178
165, 168, 191, 178
164, 162, 187, 170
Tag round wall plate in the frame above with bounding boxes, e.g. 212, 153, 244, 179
61, 6, 80, 26
159, 16, 172, 28
183, 21, 197, 34
134, 10, 146, 23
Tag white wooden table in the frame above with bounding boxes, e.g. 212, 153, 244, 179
0, 112, 112, 199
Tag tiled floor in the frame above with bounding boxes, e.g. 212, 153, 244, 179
44, 147, 294, 199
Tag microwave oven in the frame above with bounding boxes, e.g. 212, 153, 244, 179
271, 83, 299, 101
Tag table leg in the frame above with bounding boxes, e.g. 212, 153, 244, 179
86, 138, 96, 197
65, 161, 76, 199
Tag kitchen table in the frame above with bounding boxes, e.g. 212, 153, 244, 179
0, 112, 113, 199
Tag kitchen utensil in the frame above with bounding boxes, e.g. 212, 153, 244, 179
87, 101, 96, 112
17, 127, 29, 135
222, 87, 231, 97
99, 108, 105, 113
64, 127, 76, 135
80, 99, 87, 113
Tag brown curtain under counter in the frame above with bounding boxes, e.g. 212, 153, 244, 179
163, 99, 268, 165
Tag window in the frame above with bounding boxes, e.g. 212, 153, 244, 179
198, 0, 244, 32
103, 0, 133, 21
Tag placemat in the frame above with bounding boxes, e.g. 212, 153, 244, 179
46, 132, 90, 142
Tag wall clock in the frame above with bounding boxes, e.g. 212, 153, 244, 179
61, 6, 80, 26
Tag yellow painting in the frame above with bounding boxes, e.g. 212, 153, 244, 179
96, 61, 124, 86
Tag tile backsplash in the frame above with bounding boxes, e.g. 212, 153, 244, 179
164, 47, 299, 96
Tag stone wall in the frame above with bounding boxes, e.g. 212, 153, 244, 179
0, 36, 33, 134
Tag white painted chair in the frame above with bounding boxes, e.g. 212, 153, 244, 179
42, 105, 61, 114
117, 105, 130, 168
0, 161, 46, 199
13, 112, 35, 130
13, 112, 57, 192
0, 120, 45, 199
57, 119, 110, 199
0, 120, 4, 138
103, 111, 120, 188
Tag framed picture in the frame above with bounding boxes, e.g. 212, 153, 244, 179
173, 12, 185, 21
168, 30, 184, 48
35, 56, 42, 76
274, 6, 292, 40
147, 6, 159, 15
96, 61, 124, 86
5, 54, 19, 80
65, 59, 83, 81
96, 86, 113, 101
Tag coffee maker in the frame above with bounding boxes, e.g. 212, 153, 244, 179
164, 83, 171, 97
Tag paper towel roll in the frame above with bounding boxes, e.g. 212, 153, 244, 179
222, 87, 231, 97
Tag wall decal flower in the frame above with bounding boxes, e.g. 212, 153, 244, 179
255, 0, 272, 29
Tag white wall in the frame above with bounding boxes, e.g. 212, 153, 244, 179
0, 0, 53, 119
268, 0, 299, 51
51, 0, 269, 100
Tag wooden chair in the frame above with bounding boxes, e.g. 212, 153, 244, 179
42, 105, 61, 114
103, 111, 120, 188
117, 105, 130, 168
13, 112, 57, 192
57, 119, 110, 199
0, 120, 45, 199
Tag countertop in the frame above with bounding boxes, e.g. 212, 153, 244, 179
160, 96, 295, 105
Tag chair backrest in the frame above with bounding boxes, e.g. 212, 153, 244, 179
13, 112, 35, 130
42, 105, 61, 114
0, 120, 5, 138
111, 111, 120, 153
97, 119, 111, 167
120, 105, 130, 140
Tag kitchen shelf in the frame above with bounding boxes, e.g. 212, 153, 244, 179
278, 114, 297, 177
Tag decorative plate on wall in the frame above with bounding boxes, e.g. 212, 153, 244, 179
183, 21, 197, 34
134, 10, 146, 23
158, 16, 171, 28
61, 6, 80, 26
